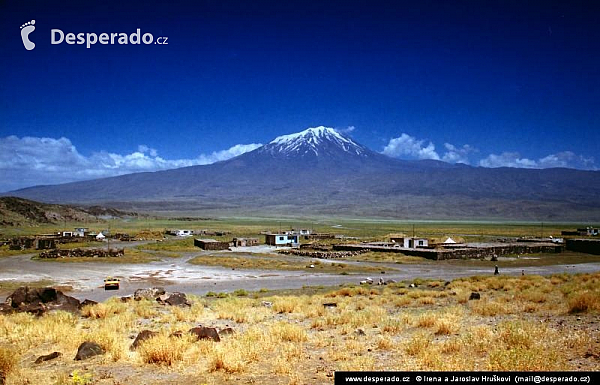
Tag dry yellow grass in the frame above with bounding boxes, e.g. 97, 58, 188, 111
138, 333, 190, 366
0, 271, 598, 384
568, 291, 600, 313
0, 345, 19, 382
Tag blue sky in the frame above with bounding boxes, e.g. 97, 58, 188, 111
1, 0, 599, 192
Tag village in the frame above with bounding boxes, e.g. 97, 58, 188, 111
3, 224, 599, 261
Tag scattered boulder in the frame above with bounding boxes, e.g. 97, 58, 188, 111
323, 302, 338, 308
6, 286, 57, 306
74, 342, 104, 361
218, 327, 235, 336
0, 303, 14, 315
4, 286, 80, 315
170, 331, 184, 338
18, 303, 46, 316
261, 301, 273, 308
157, 292, 190, 307
189, 326, 220, 342
134, 287, 166, 301
469, 292, 481, 300
120, 296, 133, 302
34, 352, 61, 364
80, 299, 98, 308
354, 328, 366, 336
130, 330, 158, 351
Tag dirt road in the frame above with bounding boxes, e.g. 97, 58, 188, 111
2, 247, 600, 302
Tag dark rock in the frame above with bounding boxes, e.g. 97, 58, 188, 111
134, 287, 166, 301
74, 342, 105, 360
80, 299, 98, 308
469, 292, 481, 300
322, 303, 338, 308
189, 326, 220, 342
120, 296, 133, 302
19, 303, 46, 316
6, 286, 57, 308
170, 331, 184, 338
5, 286, 80, 314
157, 292, 190, 307
218, 327, 235, 336
0, 303, 15, 315
47, 292, 81, 313
35, 351, 62, 364
130, 330, 158, 351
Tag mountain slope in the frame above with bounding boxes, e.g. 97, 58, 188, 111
0, 197, 138, 227
6, 127, 600, 220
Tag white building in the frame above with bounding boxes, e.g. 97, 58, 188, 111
265, 233, 299, 246
390, 236, 429, 248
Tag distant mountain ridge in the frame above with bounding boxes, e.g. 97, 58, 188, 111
6, 127, 600, 221
0, 197, 138, 227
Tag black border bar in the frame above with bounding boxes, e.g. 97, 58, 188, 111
335, 371, 598, 385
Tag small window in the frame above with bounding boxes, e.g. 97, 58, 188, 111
418, 240, 424, 246
279, 236, 285, 241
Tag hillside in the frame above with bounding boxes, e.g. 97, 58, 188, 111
7, 127, 600, 221
0, 197, 138, 227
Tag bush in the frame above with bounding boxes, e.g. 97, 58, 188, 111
568, 291, 599, 313
233, 289, 248, 297
0, 346, 18, 381
138, 334, 187, 366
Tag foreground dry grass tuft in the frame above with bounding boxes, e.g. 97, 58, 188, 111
0, 272, 599, 384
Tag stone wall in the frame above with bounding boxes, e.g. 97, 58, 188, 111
333, 243, 563, 260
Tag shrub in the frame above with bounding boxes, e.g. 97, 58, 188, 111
568, 291, 599, 313
138, 334, 187, 366
0, 346, 18, 381
404, 332, 431, 356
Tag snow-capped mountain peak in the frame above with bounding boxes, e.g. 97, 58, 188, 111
263, 126, 367, 157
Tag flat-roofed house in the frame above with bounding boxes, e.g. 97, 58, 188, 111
264, 233, 299, 247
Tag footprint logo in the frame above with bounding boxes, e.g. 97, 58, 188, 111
20, 20, 36, 51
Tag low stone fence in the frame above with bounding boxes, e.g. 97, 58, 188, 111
333, 243, 563, 260
38, 248, 125, 259
278, 249, 368, 259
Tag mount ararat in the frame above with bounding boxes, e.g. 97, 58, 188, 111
8, 127, 600, 220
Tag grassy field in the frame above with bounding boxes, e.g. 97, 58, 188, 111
0, 272, 598, 384
188, 253, 394, 274
3, 216, 596, 261
1, 216, 595, 241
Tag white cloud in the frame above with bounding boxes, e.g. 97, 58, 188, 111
0, 136, 262, 192
336, 125, 356, 134
442, 143, 477, 165
382, 133, 440, 160
479, 151, 596, 169
196, 143, 263, 164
